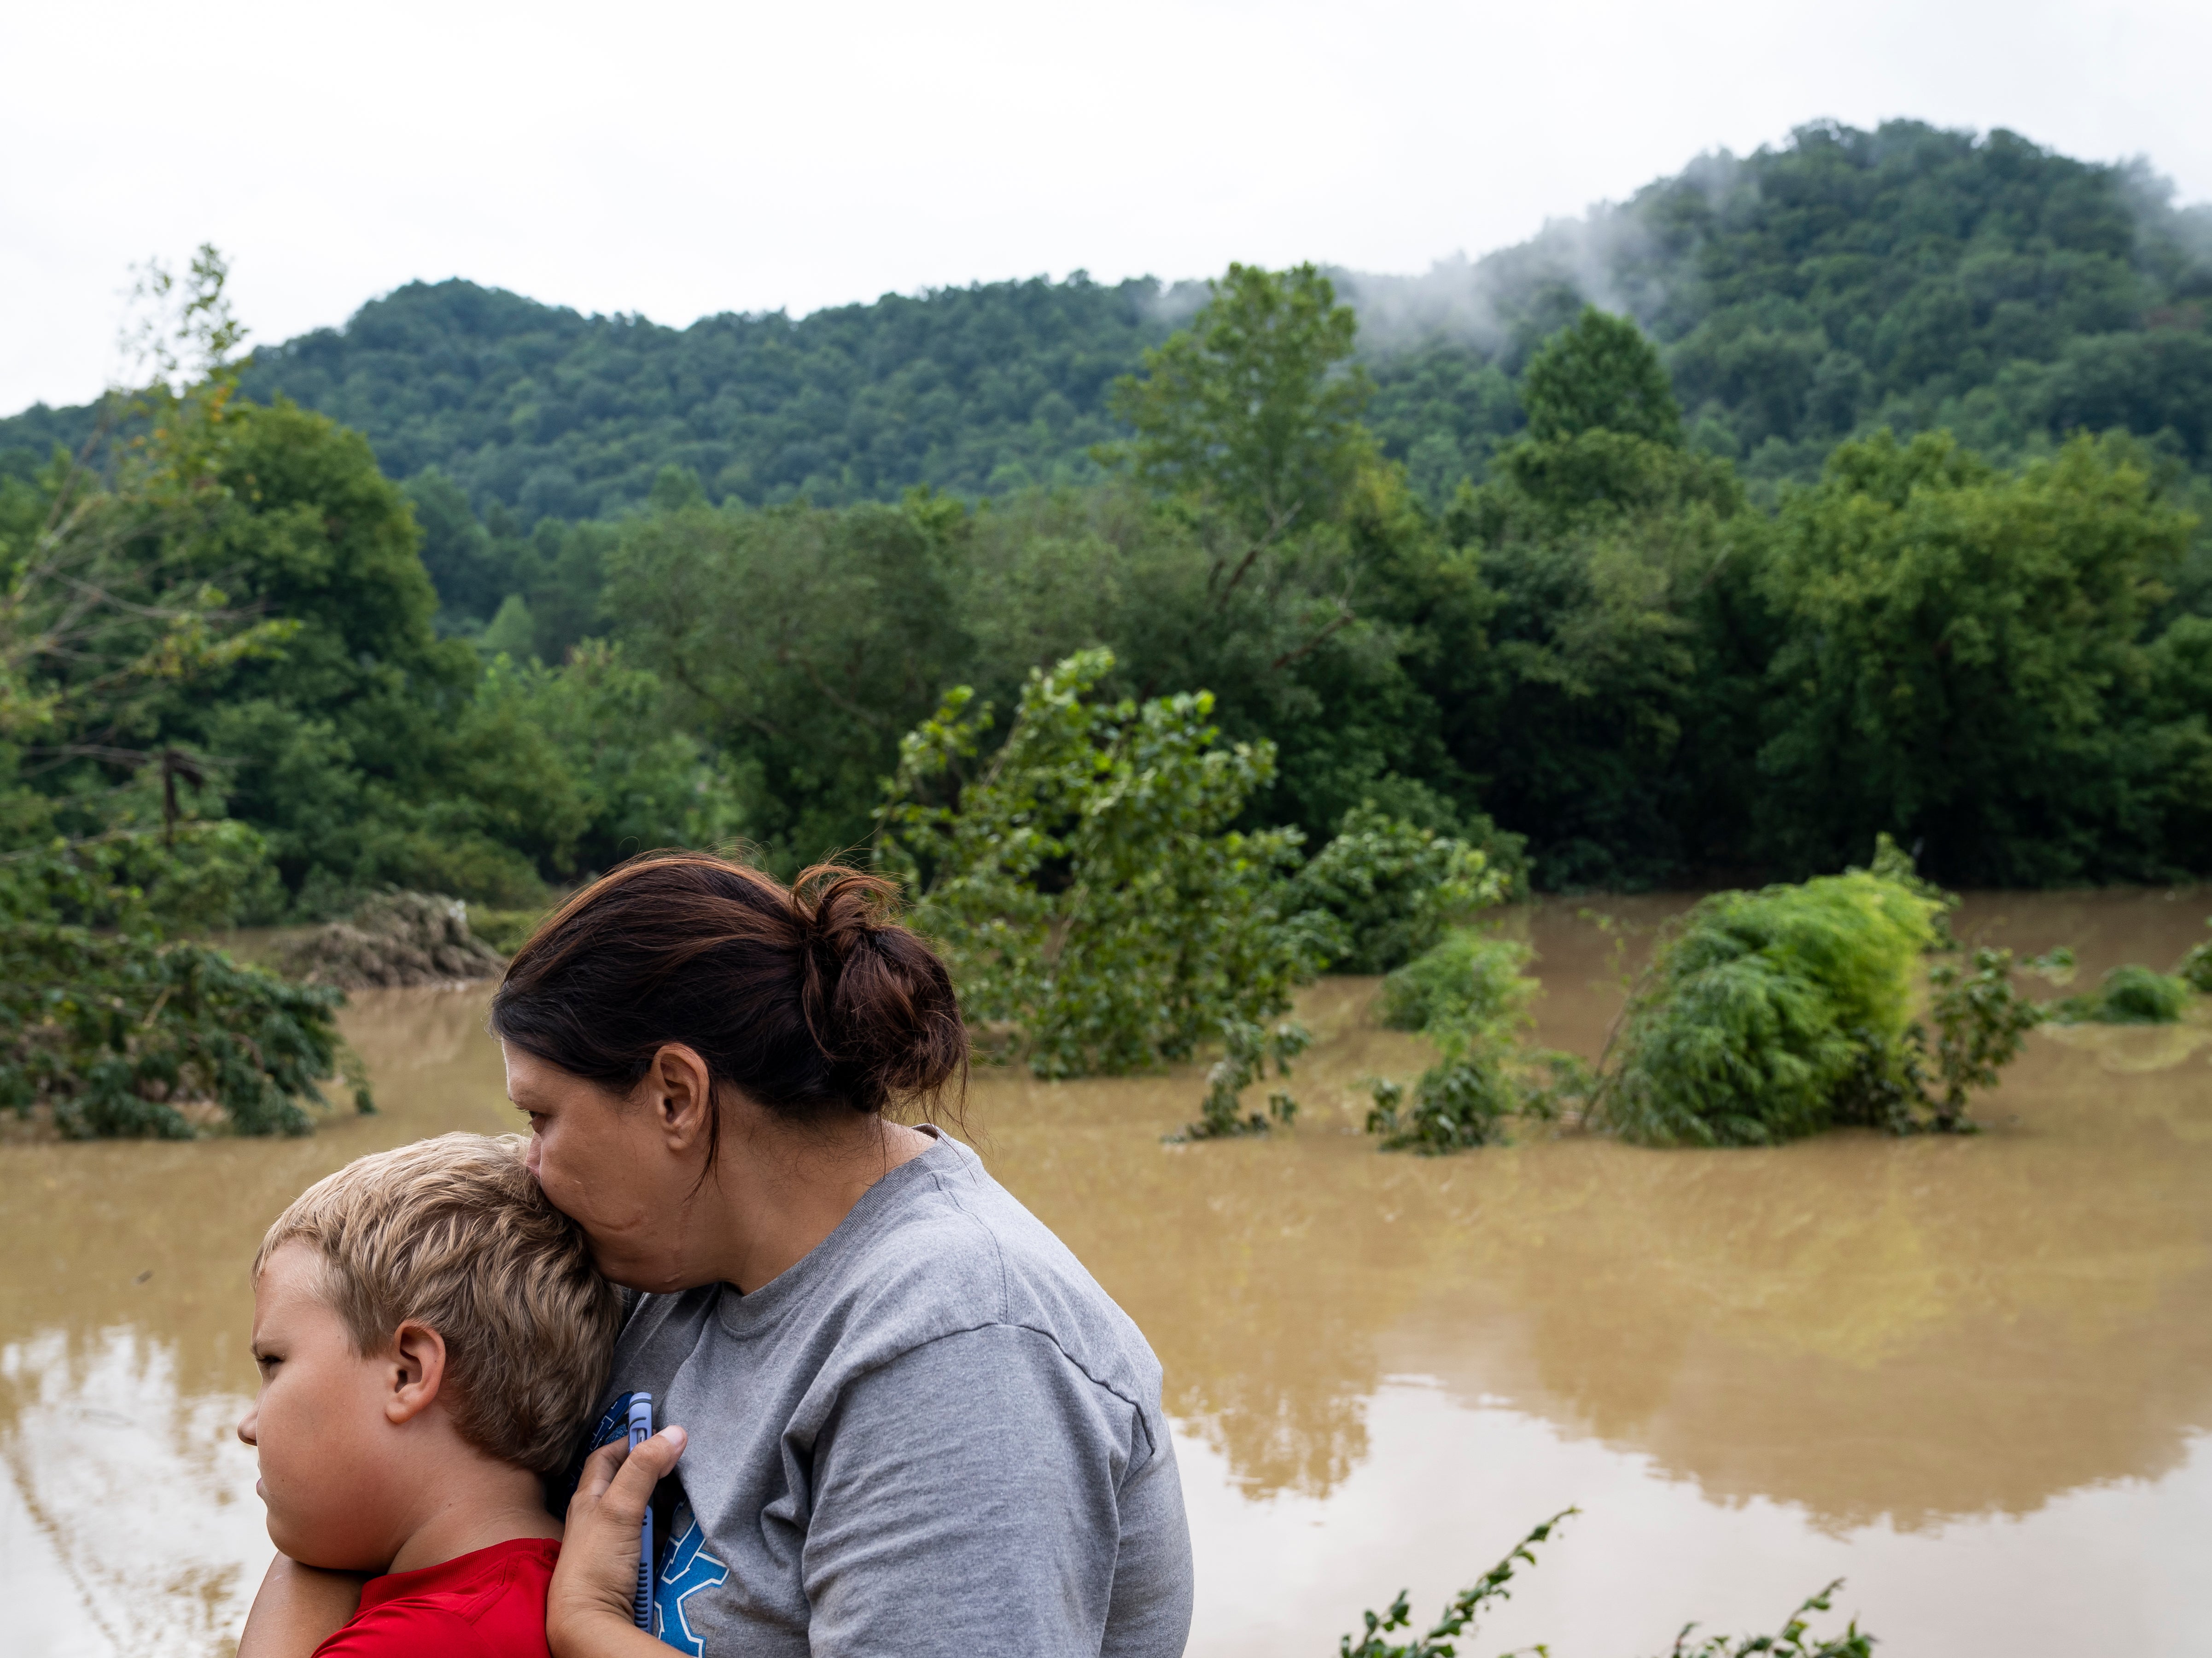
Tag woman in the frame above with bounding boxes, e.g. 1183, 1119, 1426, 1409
243, 853, 1193, 1658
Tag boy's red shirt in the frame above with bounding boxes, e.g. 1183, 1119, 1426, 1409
309, 1538, 560, 1657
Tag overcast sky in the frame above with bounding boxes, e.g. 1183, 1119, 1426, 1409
7, 0, 2208, 415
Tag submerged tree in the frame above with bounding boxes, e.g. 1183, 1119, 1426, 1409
1594, 841, 2059, 1145
1285, 802, 1507, 974
876, 648, 1332, 1078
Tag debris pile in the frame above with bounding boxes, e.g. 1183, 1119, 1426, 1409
283, 893, 507, 989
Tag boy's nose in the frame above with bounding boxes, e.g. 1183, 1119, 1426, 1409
236, 1406, 258, 1448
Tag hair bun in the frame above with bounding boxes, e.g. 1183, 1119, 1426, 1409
792, 864, 965, 1109
798, 866, 892, 957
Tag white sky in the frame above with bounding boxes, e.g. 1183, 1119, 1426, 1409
6, 0, 2209, 415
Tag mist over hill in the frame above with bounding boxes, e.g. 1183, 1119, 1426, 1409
6, 118, 2210, 527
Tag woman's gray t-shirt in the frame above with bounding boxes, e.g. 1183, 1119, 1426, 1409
595, 1129, 1193, 1658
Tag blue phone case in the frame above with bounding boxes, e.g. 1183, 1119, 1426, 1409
626, 1394, 655, 1630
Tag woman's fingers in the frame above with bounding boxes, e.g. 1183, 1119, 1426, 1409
551, 1426, 689, 1638
603, 1425, 687, 1520
565, 1425, 689, 1531
573, 1434, 630, 1503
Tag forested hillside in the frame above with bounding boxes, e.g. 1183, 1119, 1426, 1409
7, 121, 2209, 532
1359, 120, 2212, 497
3, 120, 2209, 963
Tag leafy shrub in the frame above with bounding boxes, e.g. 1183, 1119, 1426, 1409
878, 649, 1332, 1077
1365, 1057, 1523, 1154
1338, 1509, 1874, 1658
2052, 963, 2193, 1025
0, 930, 360, 1138
1598, 870, 1945, 1146
0, 830, 369, 1138
1378, 929, 1535, 1034
1911, 945, 2062, 1132
1595, 848, 2068, 1145
1172, 1017, 1311, 1141
1365, 928, 1577, 1154
1287, 804, 1507, 974
2180, 922, 2212, 995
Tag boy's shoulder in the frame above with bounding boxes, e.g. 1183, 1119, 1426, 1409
310, 1538, 559, 1658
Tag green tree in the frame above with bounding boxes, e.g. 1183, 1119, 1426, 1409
167, 401, 552, 908
607, 492, 967, 871
0, 246, 293, 875
1109, 262, 1373, 559
1755, 431, 2200, 883
1104, 267, 1492, 841
0, 249, 368, 1137
876, 649, 1330, 1078
1520, 305, 1682, 446
466, 640, 742, 876
1444, 312, 1749, 886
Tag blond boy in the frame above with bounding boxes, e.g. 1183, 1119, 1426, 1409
237, 1133, 620, 1657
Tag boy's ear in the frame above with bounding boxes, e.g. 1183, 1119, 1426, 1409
385, 1321, 449, 1425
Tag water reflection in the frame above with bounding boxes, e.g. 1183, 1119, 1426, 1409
1, 898, 2208, 1655
996, 1032, 2212, 1526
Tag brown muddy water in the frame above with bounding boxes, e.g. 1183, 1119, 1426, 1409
4, 891, 2210, 1656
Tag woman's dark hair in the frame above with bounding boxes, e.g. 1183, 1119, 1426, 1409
490, 854, 966, 1150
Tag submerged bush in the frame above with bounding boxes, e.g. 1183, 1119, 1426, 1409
0, 832, 370, 1138
1171, 1017, 1311, 1141
2181, 922, 2212, 995
1598, 870, 1944, 1146
1339, 1508, 1874, 1658
1365, 1058, 1523, 1154
1287, 804, 1507, 974
1594, 842, 2065, 1146
2052, 963, 2193, 1025
1378, 928, 1535, 1034
1364, 928, 1577, 1154
0, 930, 362, 1138
1912, 944, 2061, 1132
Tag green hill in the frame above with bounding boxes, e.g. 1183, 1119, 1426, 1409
6, 118, 2208, 529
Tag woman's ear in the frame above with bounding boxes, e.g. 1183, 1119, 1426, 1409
386, 1322, 448, 1425
646, 1043, 716, 1154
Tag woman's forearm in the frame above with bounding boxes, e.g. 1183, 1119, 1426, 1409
237, 1554, 368, 1658
547, 1611, 676, 1658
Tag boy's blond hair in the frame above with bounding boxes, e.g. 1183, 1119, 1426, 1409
255, 1133, 620, 1474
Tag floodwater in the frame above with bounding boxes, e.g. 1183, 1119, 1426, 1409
3, 891, 2209, 1656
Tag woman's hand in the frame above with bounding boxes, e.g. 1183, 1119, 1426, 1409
237, 1555, 370, 1658
547, 1424, 688, 1658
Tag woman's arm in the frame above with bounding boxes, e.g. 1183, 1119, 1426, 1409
547, 1425, 689, 1658
236, 1556, 369, 1658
